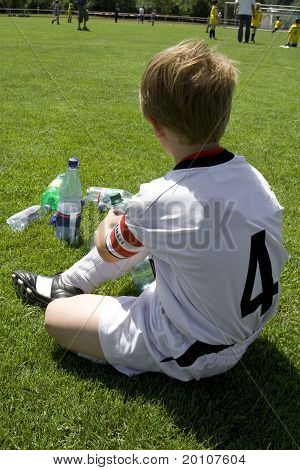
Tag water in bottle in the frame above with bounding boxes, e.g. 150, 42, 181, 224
56, 157, 82, 244
7, 204, 51, 231
41, 173, 65, 211
131, 257, 155, 293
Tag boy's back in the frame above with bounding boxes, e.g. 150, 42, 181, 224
125, 149, 287, 351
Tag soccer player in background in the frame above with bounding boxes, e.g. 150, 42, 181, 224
272, 16, 282, 33
280, 18, 300, 47
251, 3, 263, 43
67, 2, 73, 23
12, 41, 287, 382
150, 10, 156, 26
51, 0, 60, 25
114, 3, 120, 23
208, 1, 219, 39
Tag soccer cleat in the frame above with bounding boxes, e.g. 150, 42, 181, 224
12, 270, 83, 308
77, 27, 83, 31
82, 27, 90, 31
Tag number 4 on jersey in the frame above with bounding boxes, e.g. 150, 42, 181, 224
241, 230, 278, 318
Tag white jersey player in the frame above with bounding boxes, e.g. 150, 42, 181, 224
12, 41, 287, 382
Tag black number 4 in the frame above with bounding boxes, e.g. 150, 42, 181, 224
241, 230, 278, 318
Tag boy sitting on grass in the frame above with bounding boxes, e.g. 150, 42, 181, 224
13, 40, 287, 382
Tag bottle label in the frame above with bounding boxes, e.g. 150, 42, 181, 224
56, 211, 81, 243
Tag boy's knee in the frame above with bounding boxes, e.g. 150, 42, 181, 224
44, 298, 64, 334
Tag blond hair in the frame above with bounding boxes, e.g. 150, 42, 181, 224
140, 40, 238, 145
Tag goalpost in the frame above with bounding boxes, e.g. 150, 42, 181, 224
224, 2, 300, 30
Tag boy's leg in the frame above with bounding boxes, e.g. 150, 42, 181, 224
251, 27, 256, 42
12, 247, 149, 306
45, 294, 109, 360
62, 247, 149, 293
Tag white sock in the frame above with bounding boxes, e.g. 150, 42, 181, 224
61, 247, 149, 293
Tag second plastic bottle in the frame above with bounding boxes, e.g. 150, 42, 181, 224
56, 157, 82, 244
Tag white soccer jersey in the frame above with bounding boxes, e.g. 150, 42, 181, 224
105, 147, 287, 379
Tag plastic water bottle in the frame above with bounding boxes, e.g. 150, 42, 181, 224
41, 173, 65, 211
56, 157, 82, 244
131, 257, 155, 293
7, 204, 51, 231
110, 192, 127, 215
85, 187, 132, 211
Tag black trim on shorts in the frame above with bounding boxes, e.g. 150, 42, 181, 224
160, 340, 234, 367
173, 149, 234, 170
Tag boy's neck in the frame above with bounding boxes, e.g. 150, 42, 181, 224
151, 120, 221, 165
171, 142, 221, 165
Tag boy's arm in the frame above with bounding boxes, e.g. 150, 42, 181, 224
95, 210, 146, 263
95, 210, 122, 263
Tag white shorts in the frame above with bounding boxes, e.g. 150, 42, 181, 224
93, 283, 260, 382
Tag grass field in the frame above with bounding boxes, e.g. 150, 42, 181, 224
0, 16, 299, 450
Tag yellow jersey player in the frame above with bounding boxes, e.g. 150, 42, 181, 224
68, 3, 73, 23
209, 1, 219, 39
251, 3, 263, 43
280, 19, 300, 48
272, 16, 282, 33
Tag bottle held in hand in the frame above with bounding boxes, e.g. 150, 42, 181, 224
85, 187, 132, 211
110, 192, 127, 215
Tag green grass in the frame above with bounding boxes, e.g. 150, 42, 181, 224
0, 16, 299, 450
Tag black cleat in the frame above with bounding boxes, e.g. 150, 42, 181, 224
12, 270, 83, 308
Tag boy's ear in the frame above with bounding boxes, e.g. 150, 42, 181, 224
146, 116, 165, 138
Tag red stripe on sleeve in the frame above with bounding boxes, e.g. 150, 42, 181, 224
119, 215, 143, 248
109, 227, 138, 258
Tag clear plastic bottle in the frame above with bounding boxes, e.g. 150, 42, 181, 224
41, 173, 65, 211
86, 187, 132, 211
131, 257, 155, 293
110, 191, 127, 215
56, 157, 82, 244
7, 204, 51, 231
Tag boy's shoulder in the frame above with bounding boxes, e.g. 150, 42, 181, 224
128, 152, 245, 215
128, 171, 184, 213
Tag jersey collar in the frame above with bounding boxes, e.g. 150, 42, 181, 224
173, 147, 234, 170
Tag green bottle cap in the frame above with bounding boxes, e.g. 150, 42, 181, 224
110, 192, 122, 205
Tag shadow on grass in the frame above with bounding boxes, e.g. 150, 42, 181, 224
52, 337, 299, 450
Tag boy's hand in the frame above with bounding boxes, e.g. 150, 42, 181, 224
103, 209, 123, 229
